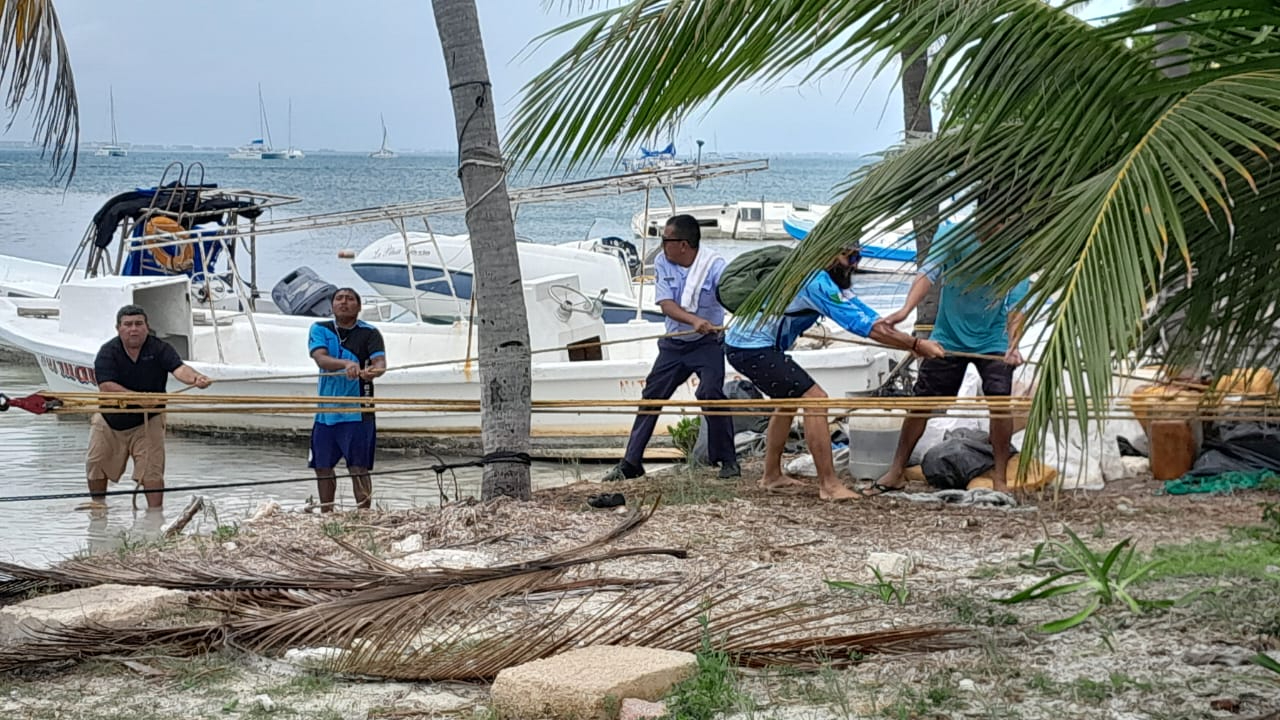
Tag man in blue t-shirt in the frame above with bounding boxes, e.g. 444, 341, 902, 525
308, 287, 386, 511
871, 224, 1031, 495
603, 214, 739, 481
724, 245, 944, 501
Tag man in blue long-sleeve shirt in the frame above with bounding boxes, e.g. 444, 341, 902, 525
725, 245, 944, 500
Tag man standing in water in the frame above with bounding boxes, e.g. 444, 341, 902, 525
602, 214, 739, 481
87, 305, 212, 510
308, 288, 386, 511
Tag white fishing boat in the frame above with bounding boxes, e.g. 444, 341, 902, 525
622, 142, 685, 173
93, 87, 128, 158
633, 200, 833, 241
369, 114, 396, 159
0, 256, 64, 299
228, 139, 286, 161
351, 231, 663, 324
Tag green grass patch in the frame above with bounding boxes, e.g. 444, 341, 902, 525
1142, 534, 1280, 584
1020, 672, 1152, 704
880, 672, 961, 719
826, 568, 910, 606
652, 471, 737, 505
996, 529, 1173, 633
664, 614, 753, 719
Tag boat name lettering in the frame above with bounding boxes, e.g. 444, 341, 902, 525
370, 244, 435, 260
38, 355, 97, 386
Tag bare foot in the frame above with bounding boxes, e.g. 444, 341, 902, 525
819, 479, 859, 501
874, 468, 905, 490
759, 475, 808, 491
74, 501, 108, 512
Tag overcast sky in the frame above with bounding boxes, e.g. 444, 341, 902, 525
20, 0, 1125, 154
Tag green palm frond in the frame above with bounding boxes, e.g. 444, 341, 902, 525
513, 0, 1280, 469
0, 0, 78, 178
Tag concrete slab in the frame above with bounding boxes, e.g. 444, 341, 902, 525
0, 583, 185, 645
491, 645, 696, 720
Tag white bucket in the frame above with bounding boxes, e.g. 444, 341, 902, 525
845, 409, 906, 481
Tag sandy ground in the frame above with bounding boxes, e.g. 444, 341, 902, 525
1, 459, 1278, 720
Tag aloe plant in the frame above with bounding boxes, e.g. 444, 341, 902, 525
996, 528, 1173, 633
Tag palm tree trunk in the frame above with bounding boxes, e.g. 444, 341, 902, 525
432, 0, 532, 500
900, 47, 940, 338
1152, 0, 1189, 78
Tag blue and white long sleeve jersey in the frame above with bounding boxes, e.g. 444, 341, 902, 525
725, 271, 880, 351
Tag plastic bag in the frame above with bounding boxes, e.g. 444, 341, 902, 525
1186, 422, 1280, 476
909, 366, 991, 465
920, 428, 1015, 490
693, 379, 772, 464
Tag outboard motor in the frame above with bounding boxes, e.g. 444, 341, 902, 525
600, 236, 642, 277
271, 266, 337, 317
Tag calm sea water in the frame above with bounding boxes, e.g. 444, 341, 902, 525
0, 147, 878, 566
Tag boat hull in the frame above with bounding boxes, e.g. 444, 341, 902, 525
15, 341, 891, 438
632, 201, 833, 241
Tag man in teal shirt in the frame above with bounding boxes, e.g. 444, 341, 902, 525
870, 225, 1030, 494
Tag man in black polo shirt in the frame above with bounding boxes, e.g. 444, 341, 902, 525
87, 305, 211, 510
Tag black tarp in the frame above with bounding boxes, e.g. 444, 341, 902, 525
921, 427, 1017, 490
91, 183, 264, 250
1185, 422, 1280, 476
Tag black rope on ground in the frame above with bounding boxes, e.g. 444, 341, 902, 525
0, 452, 534, 504
429, 451, 531, 503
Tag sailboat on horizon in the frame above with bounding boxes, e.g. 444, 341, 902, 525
285, 98, 304, 159
369, 114, 396, 159
229, 85, 285, 160
94, 87, 127, 157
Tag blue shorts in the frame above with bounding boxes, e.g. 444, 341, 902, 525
309, 419, 377, 470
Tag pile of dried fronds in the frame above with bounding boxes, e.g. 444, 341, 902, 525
0, 501, 969, 679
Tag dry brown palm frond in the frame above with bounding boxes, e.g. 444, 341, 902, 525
0, 0, 78, 179
196, 588, 349, 616
0, 502, 970, 680
301, 570, 971, 681
0, 499, 670, 603
0, 623, 222, 672
726, 627, 972, 670
0, 570, 970, 680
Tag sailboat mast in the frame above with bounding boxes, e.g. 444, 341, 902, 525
288, 98, 293, 150
109, 87, 118, 145
380, 113, 388, 152
258, 83, 275, 148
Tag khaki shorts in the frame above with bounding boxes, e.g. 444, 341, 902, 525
86, 413, 166, 488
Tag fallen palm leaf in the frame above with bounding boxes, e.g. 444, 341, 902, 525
0, 500, 969, 679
